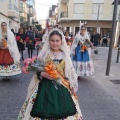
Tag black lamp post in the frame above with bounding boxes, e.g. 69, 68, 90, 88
106, 0, 119, 76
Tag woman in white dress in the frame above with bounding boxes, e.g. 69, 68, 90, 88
0, 22, 21, 80
71, 26, 94, 79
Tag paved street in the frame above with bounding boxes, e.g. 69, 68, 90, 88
0, 47, 120, 120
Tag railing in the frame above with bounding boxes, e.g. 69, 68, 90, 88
60, 11, 68, 18
8, 4, 19, 13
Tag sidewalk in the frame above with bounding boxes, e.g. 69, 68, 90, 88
90, 47, 120, 103
77, 47, 120, 120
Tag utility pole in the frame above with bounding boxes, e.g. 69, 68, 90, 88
116, 10, 120, 63
106, 0, 119, 76
96, 5, 100, 33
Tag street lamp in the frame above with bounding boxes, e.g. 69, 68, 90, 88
96, 5, 101, 33
116, 10, 120, 63
106, 0, 119, 76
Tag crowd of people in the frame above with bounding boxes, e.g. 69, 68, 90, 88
0, 21, 96, 120
90, 33, 108, 47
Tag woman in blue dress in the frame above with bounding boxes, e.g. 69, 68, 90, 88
71, 26, 94, 78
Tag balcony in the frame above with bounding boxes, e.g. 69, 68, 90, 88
60, 11, 68, 18
61, 0, 69, 4
8, 4, 19, 18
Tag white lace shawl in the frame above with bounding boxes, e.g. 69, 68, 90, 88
25, 29, 78, 100
70, 31, 90, 55
38, 28, 78, 92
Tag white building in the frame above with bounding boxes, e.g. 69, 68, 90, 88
58, 0, 113, 36
0, 0, 20, 32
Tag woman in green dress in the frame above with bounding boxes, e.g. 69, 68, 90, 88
17, 28, 83, 120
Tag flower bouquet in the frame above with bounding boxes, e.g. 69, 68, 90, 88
44, 62, 60, 79
35, 41, 42, 49
25, 37, 29, 42
1, 38, 7, 47
16, 36, 21, 41
22, 56, 44, 74
81, 45, 88, 52
81, 39, 91, 52
35, 38, 40, 41
22, 56, 61, 89
67, 41, 72, 46
16, 36, 24, 44
44, 62, 62, 89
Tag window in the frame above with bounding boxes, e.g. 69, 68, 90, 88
66, 27, 70, 32
74, 3, 84, 14
92, 3, 103, 14
75, 27, 79, 34
20, 3, 23, 7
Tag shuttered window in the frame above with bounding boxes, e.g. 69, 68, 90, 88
74, 3, 84, 14
92, 3, 103, 14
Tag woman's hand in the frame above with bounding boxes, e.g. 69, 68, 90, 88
0, 46, 8, 50
41, 72, 54, 80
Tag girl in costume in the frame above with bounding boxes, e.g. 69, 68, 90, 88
0, 22, 21, 79
71, 26, 94, 78
17, 28, 83, 120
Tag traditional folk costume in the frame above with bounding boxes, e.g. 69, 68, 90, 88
0, 25, 21, 77
17, 28, 83, 120
71, 31, 94, 77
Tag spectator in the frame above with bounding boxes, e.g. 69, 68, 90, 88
102, 37, 108, 46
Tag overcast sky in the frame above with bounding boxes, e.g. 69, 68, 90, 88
35, 0, 58, 20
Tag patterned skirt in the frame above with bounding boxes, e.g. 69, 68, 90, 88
17, 78, 83, 120
31, 78, 77, 119
72, 46, 94, 76
0, 49, 14, 65
0, 49, 21, 76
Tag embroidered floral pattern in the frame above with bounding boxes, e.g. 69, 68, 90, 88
18, 86, 83, 120
73, 61, 94, 76
0, 63, 21, 76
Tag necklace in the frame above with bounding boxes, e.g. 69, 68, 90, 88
51, 51, 60, 59
2, 31, 7, 38
53, 52, 58, 56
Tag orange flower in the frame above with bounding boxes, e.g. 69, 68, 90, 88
44, 62, 58, 79
67, 41, 71, 46
2, 38, 7, 47
81, 45, 87, 52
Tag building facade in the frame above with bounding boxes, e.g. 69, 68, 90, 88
0, 0, 20, 32
48, 5, 58, 27
58, 0, 113, 37
20, 0, 37, 28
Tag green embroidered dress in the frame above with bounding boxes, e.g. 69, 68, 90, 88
17, 54, 83, 120
30, 55, 76, 119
